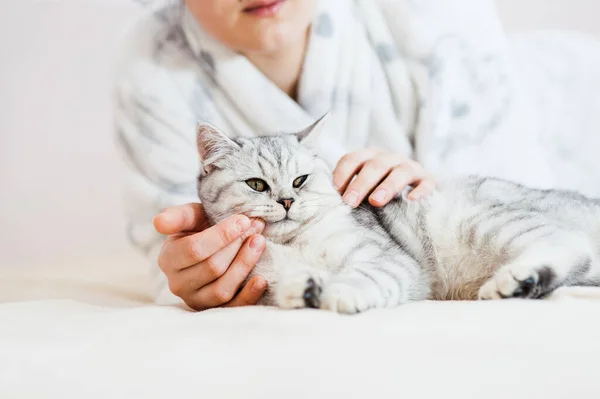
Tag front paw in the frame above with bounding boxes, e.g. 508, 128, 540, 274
275, 269, 327, 309
479, 264, 557, 300
320, 283, 369, 314
275, 271, 377, 314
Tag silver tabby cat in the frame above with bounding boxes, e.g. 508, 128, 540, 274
196, 116, 600, 314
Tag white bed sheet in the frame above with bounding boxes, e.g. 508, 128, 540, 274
1, 258, 600, 399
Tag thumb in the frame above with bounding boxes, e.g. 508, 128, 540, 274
153, 203, 207, 235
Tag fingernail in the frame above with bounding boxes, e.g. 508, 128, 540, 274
250, 235, 265, 252
251, 219, 265, 234
371, 190, 387, 203
235, 217, 251, 232
343, 191, 359, 207
252, 277, 267, 292
157, 209, 175, 224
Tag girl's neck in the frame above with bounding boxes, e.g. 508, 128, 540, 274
243, 28, 310, 101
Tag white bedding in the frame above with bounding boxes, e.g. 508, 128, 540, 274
2, 258, 600, 399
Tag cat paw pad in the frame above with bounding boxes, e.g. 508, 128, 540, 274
479, 265, 556, 300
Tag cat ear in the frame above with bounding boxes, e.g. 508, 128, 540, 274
296, 112, 330, 147
196, 121, 239, 174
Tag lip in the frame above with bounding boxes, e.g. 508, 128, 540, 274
242, 0, 286, 17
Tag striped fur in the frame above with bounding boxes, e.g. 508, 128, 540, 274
196, 123, 600, 314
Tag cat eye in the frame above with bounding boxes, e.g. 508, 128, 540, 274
246, 178, 269, 192
293, 175, 309, 188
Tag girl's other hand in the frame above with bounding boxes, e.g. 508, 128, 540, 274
332, 148, 436, 208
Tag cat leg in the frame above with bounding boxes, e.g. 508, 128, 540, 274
318, 253, 428, 314
274, 258, 424, 313
274, 245, 427, 313
479, 230, 595, 300
318, 265, 398, 314
273, 264, 391, 313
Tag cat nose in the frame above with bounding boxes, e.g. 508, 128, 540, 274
277, 198, 295, 211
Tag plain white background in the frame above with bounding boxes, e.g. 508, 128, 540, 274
1, 0, 599, 269
498, 0, 600, 36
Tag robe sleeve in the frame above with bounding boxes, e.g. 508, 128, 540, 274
375, 0, 554, 189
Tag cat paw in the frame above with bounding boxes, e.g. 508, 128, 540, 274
319, 283, 369, 314
275, 269, 326, 309
302, 278, 322, 308
478, 264, 556, 300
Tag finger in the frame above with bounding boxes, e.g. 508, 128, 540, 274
407, 178, 436, 200
224, 275, 268, 308
195, 218, 265, 276
158, 214, 251, 271
168, 261, 215, 300
154, 203, 207, 235
332, 148, 383, 194
342, 157, 398, 207
190, 234, 266, 309
170, 219, 266, 296
162, 218, 264, 300
368, 165, 424, 207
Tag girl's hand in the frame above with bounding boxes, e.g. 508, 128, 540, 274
332, 148, 436, 208
154, 203, 267, 311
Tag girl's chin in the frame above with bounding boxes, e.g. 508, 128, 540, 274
237, 22, 301, 54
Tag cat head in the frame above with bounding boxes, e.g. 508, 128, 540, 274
196, 114, 342, 239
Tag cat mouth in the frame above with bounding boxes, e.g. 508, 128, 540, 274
270, 215, 295, 224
